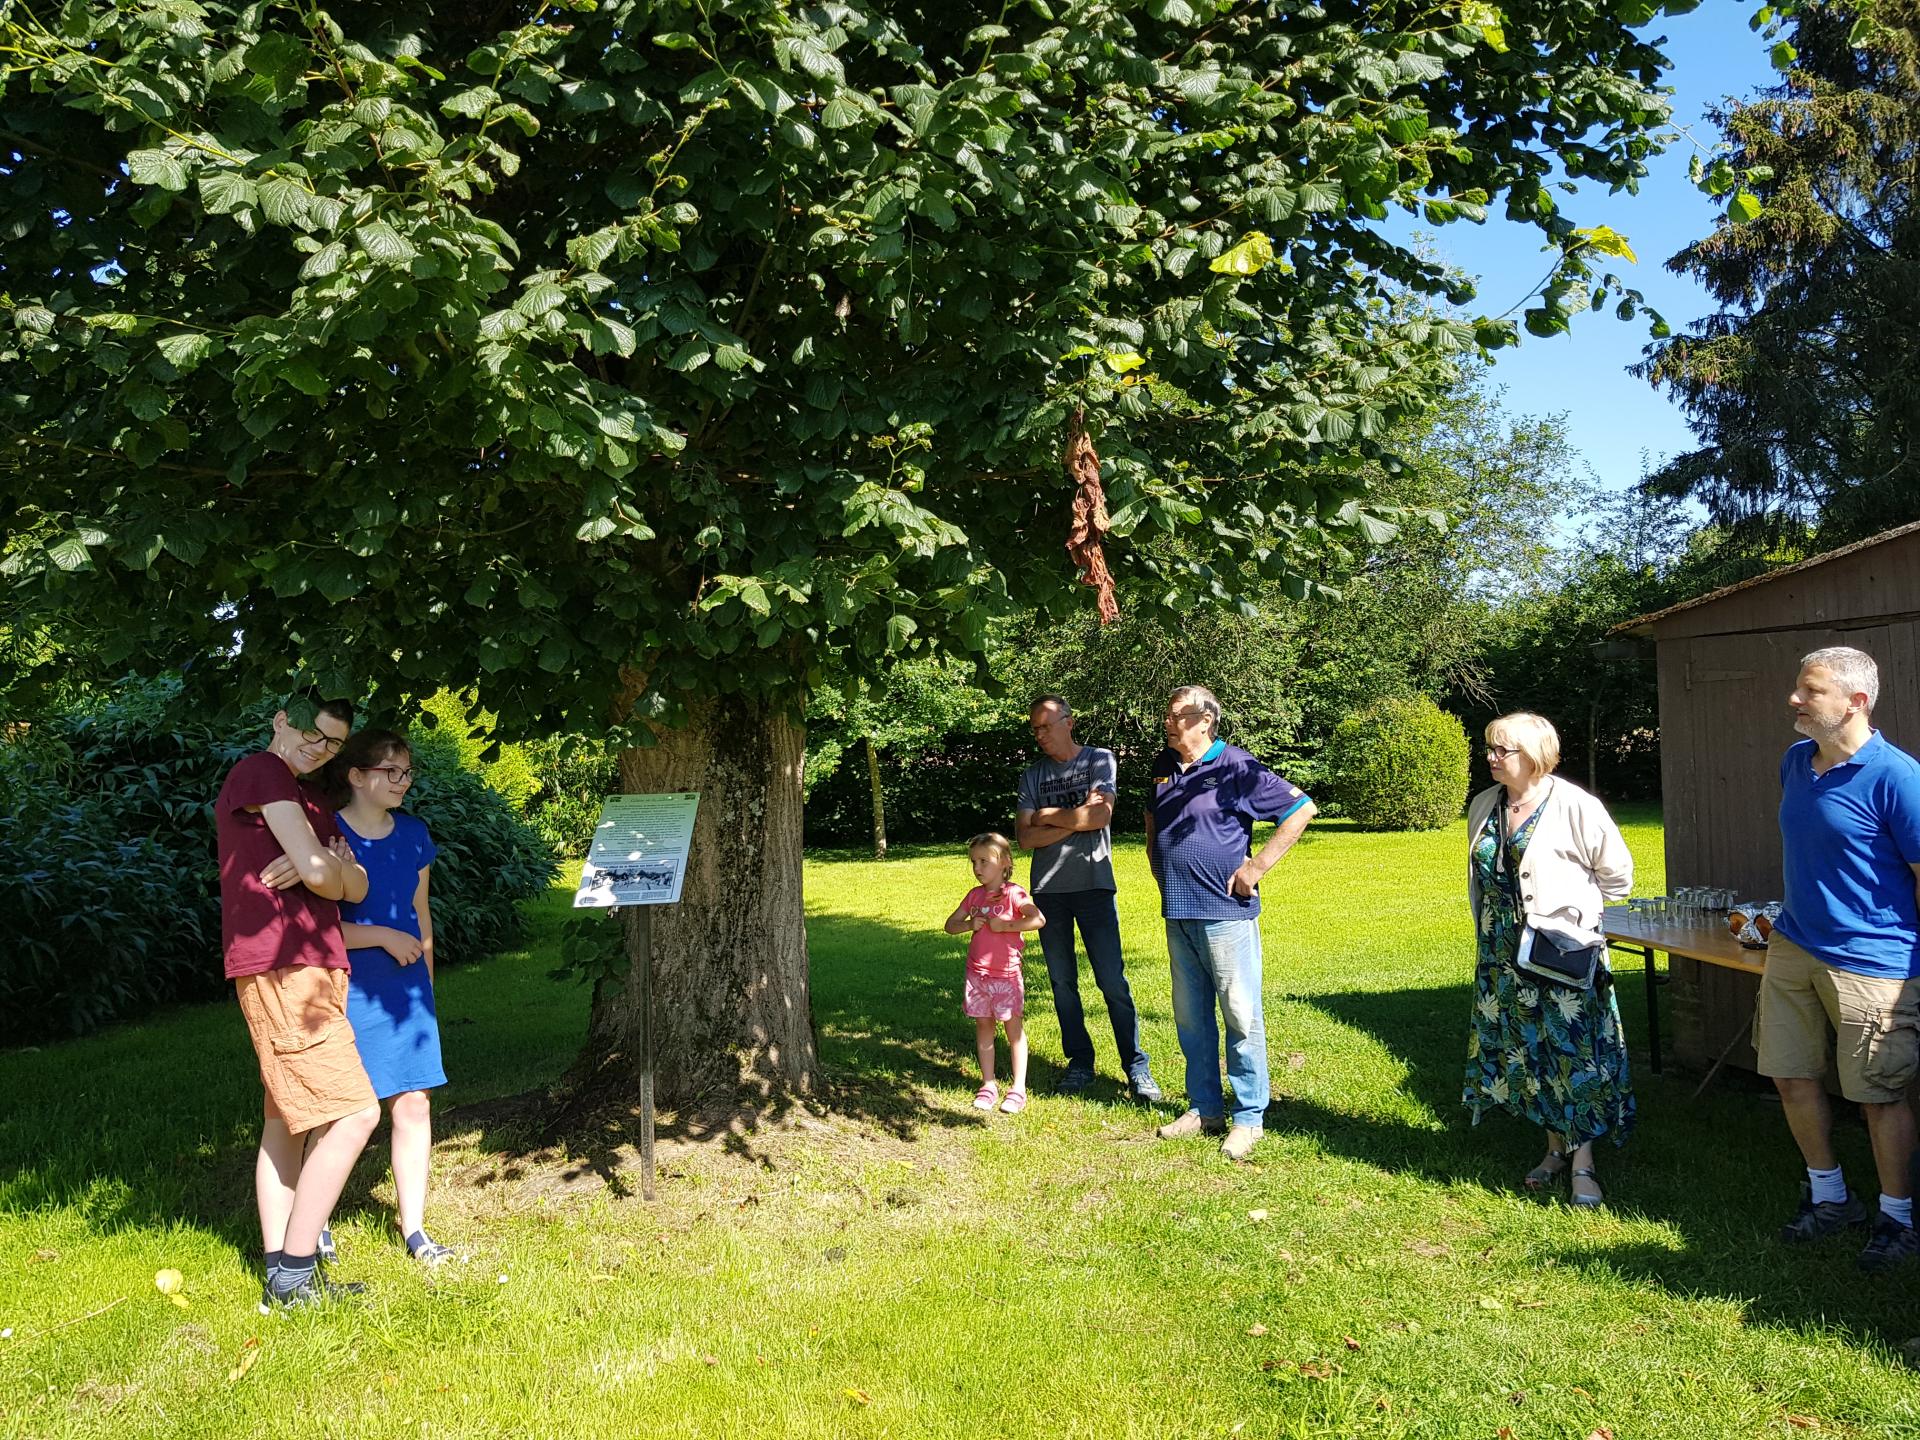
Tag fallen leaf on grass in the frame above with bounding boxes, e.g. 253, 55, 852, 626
1785, 1418, 1821, 1431
1245, 1323, 1268, 1337
1572, 1387, 1594, 1400
1507, 1391, 1527, 1406
1342, 1336, 1361, 1351
1587, 1427, 1614, 1440
843, 1388, 871, 1406
702, 1354, 718, 1367
1298, 1359, 1340, 1380
154, 1269, 183, 1296
29, 1249, 59, 1266
1476, 1296, 1504, 1310
226, 1338, 260, 1384
1516, 1299, 1548, 1310
1286, 1052, 1307, 1070
1247, 1209, 1269, 1223
1498, 1429, 1514, 1440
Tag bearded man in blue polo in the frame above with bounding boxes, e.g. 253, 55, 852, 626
1146, 685, 1317, 1162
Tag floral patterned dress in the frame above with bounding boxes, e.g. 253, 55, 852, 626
1462, 803, 1636, 1147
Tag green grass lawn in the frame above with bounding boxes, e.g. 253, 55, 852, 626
4, 805, 1919, 1439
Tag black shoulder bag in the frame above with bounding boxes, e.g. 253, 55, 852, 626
1495, 787, 1605, 991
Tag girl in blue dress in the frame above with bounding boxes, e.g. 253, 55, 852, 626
328, 729, 454, 1266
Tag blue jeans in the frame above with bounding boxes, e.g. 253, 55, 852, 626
1166, 918, 1268, 1128
1034, 889, 1149, 1079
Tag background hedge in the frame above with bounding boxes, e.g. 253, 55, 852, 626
1, 688, 555, 1045
1324, 695, 1471, 832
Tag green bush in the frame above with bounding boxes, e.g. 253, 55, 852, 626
520, 734, 619, 858
1325, 695, 1470, 831
0, 693, 556, 1046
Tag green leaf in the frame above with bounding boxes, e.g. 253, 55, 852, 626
355, 221, 417, 264
885, 613, 916, 650
47, 534, 95, 571
299, 240, 348, 279
653, 31, 701, 49
280, 357, 330, 395
1728, 189, 1763, 224
198, 169, 257, 214
155, 332, 218, 372
1770, 39, 1796, 70
127, 149, 187, 191
441, 86, 499, 118
257, 174, 311, 227
1572, 225, 1637, 262
515, 281, 569, 317
589, 316, 636, 356
1209, 230, 1275, 275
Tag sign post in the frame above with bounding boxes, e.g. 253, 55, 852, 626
573, 792, 700, 1202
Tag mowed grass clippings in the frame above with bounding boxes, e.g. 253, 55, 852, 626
4, 806, 1919, 1438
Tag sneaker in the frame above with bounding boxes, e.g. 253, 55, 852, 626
1127, 1071, 1165, 1105
1220, 1125, 1262, 1163
1778, 1183, 1869, 1243
1858, 1215, 1920, 1273
409, 1238, 460, 1268
1156, 1109, 1227, 1140
266, 1273, 367, 1312
1053, 1067, 1095, 1096
315, 1226, 338, 1264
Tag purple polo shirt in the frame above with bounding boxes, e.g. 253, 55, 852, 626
1147, 740, 1309, 921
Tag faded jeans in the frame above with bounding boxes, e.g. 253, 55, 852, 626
1166, 917, 1268, 1129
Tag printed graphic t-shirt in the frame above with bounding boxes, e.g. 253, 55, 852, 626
1017, 746, 1119, 893
961, 882, 1032, 977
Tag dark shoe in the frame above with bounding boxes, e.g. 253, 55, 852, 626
1569, 1167, 1605, 1210
1053, 1067, 1095, 1096
267, 1273, 367, 1312
315, 1226, 338, 1264
1858, 1215, 1920, 1273
1127, 1071, 1165, 1105
1778, 1183, 1869, 1243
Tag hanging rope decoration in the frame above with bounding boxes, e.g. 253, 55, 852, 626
1063, 407, 1120, 624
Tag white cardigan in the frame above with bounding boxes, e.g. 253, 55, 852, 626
1466, 777, 1634, 946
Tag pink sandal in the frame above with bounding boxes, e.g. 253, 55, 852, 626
972, 1083, 999, 1111
998, 1088, 1027, 1115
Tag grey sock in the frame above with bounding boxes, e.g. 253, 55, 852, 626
270, 1252, 317, 1298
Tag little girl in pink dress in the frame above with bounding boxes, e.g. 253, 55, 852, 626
943, 832, 1046, 1114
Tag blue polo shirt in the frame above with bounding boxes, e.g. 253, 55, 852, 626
1776, 732, 1920, 979
1147, 740, 1310, 921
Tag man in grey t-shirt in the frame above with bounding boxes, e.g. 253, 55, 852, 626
1017, 695, 1160, 1100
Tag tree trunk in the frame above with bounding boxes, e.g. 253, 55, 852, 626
572, 692, 818, 1107
865, 735, 887, 860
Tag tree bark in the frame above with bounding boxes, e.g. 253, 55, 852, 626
865, 735, 887, 860
572, 692, 818, 1106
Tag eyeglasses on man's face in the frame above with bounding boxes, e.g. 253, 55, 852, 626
299, 727, 346, 756
1165, 708, 1209, 725
1485, 744, 1520, 761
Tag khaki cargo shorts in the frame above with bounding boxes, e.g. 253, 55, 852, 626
235, 965, 376, 1134
1754, 932, 1920, 1104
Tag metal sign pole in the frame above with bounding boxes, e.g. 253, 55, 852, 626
634, 903, 656, 1202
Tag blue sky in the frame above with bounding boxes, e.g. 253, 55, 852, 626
1387, 4, 1781, 492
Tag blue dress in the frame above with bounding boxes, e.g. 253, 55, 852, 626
338, 810, 446, 1099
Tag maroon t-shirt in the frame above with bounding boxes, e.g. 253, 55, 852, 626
215, 751, 349, 980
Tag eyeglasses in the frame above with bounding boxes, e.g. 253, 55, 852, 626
1485, 745, 1519, 761
300, 728, 346, 756
369, 765, 414, 784
1166, 708, 1209, 724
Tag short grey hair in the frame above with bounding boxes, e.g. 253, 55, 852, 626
1801, 646, 1880, 712
1170, 684, 1221, 739
1029, 693, 1072, 717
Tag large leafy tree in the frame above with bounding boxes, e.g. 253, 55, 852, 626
4, 0, 1690, 1104
1638, 0, 1920, 545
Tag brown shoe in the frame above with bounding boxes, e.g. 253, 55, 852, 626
1220, 1125, 1262, 1162
1156, 1109, 1227, 1140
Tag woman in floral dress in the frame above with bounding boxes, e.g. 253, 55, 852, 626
1463, 712, 1636, 1207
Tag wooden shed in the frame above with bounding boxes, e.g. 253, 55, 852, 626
1615, 520, 1920, 1072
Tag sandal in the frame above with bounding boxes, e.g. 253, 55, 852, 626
999, 1088, 1027, 1115
1523, 1150, 1568, 1192
1570, 1167, 1605, 1210
972, 1083, 999, 1111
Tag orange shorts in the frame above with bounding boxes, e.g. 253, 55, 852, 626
234, 965, 376, 1134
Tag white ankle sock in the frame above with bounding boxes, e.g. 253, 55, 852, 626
1879, 1194, 1914, 1228
1807, 1165, 1847, 1205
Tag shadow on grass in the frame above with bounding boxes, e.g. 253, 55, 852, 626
1282, 975, 1920, 1355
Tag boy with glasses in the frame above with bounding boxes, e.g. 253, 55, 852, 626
216, 693, 382, 1307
